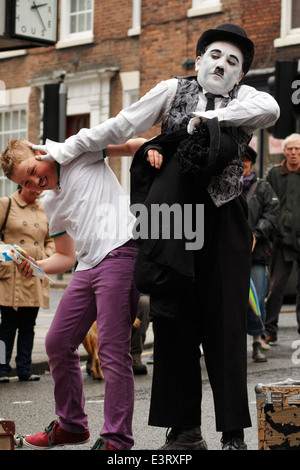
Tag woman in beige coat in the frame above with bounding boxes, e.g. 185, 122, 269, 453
0, 186, 55, 382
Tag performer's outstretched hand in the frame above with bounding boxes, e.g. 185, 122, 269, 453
31, 144, 53, 161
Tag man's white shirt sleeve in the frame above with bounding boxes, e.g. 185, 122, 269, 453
44, 79, 280, 165
45, 79, 178, 165
189, 84, 280, 134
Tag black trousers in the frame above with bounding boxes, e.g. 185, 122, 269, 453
0, 306, 39, 378
265, 243, 300, 337
131, 294, 150, 360
148, 194, 253, 433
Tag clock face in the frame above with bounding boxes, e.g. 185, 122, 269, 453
12, 0, 58, 44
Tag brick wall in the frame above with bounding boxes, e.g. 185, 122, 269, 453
1, 0, 300, 180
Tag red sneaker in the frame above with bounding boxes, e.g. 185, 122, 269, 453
91, 436, 118, 450
24, 420, 90, 449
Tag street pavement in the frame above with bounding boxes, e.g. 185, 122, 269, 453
2, 272, 300, 453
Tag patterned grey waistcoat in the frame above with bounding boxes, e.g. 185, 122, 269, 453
162, 77, 251, 207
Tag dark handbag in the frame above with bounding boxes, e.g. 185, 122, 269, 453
0, 197, 11, 242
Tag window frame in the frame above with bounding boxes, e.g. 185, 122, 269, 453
188, 0, 222, 17
274, 0, 300, 48
56, 0, 94, 49
0, 105, 28, 197
128, 0, 141, 37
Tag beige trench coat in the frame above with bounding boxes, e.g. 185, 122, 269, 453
0, 190, 55, 310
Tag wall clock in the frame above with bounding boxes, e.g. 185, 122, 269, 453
11, 0, 58, 44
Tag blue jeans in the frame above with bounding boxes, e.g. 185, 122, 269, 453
247, 264, 267, 337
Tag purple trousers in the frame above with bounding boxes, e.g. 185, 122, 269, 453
45, 241, 139, 450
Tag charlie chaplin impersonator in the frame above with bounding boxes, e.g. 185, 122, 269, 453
30, 24, 279, 450
130, 24, 280, 450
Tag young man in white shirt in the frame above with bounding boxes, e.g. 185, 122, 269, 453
1, 138, 144, 450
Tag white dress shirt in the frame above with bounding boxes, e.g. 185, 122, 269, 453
45, 151, 135, 271
45, 78, 280, 166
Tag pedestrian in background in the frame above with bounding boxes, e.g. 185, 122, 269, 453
265, 133, 300, 343
242, 146, 279, 362
0, 186, 55, 383
131, 293, 150, 375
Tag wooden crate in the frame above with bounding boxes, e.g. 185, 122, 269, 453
255, 379, 300, 450
0, 419, 15, 450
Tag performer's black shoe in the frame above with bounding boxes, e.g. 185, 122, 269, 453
221, 430, 247, 450
160, 426, 208, 450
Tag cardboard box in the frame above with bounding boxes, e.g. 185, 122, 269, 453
255, 379, 300, 450
0, 419, 15, 450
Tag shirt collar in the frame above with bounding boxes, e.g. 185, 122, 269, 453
280, 159, 300, 175
55, 163, 62, 191
201, 87, 228, 98
13, 190, 29, 208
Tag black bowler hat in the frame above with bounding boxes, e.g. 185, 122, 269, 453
244, 145, 257, 163
196, 23, 255, 75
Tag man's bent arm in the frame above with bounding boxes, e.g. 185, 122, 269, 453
37, 233, 76, 274
189, 85, 280, 133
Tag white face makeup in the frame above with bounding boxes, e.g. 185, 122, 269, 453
196, 41, 244, 95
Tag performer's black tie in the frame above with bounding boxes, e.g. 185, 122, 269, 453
205, 92, 224, 111
205, 92, 217, 111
